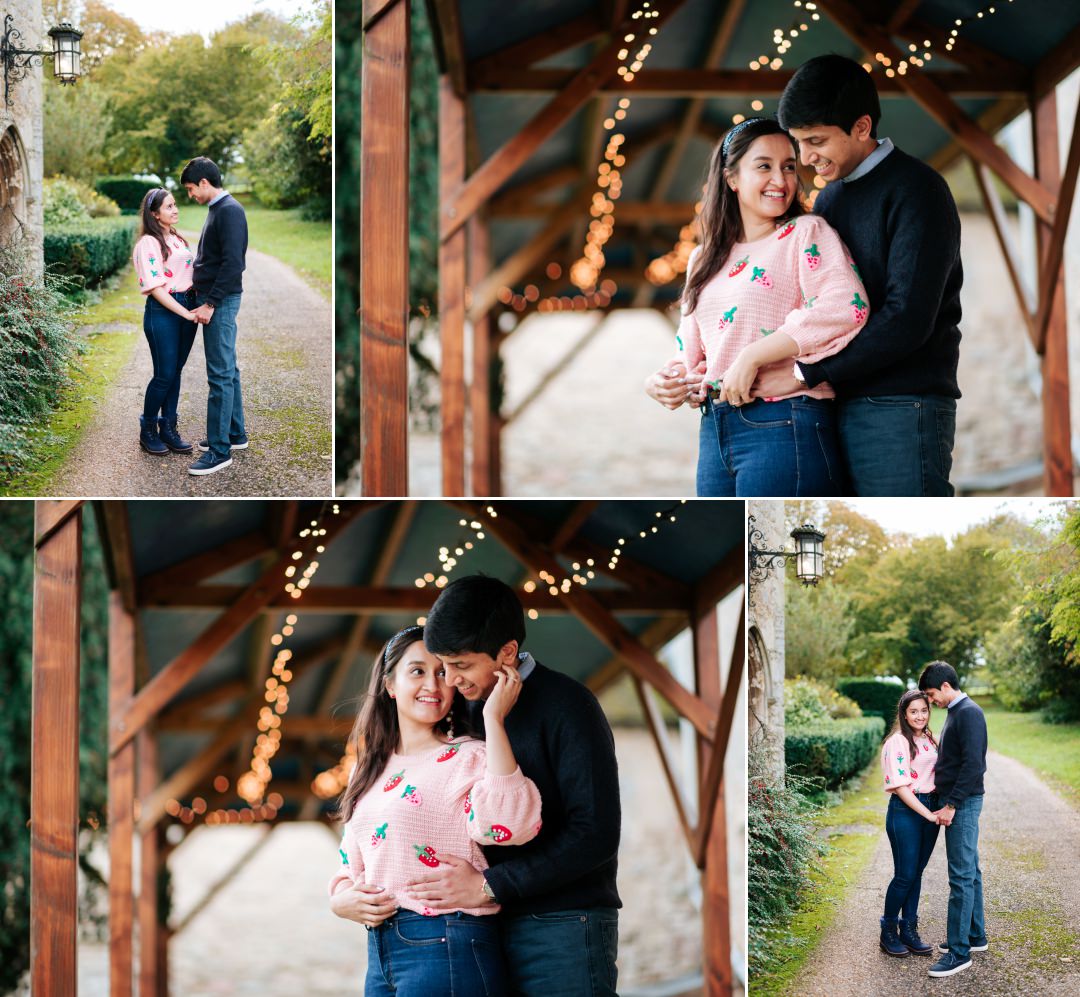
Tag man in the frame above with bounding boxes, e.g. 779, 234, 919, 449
754, 54, 963, 496
918, 660, 988, 979
181, 156, 249, 476
332, 575, 622, 995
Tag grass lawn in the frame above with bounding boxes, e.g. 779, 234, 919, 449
978, 698, 1080, 808
176, 199, 330, 296
751, 761, 883, 996
2, 275, 143, 496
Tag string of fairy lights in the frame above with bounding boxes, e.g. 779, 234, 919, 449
164, 503, 343, 828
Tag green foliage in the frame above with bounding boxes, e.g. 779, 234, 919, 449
784, 677, 862, 726
784, 581, 853, 680
785, 501, 892, 580
44, 176, 120, 224
43, 79, 111, 184
0, 249, 83, 476
836, 676, 907, 719
0, 502, 109, 987
785, 717, 886, 789
243, 106, 330, 218
95, 176, 160, 214
748, 733, 826, 978
44, 217, 137, 288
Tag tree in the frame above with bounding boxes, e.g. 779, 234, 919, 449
784, 500, 893, 581
784, 581, 854, 681
43, 78, 111, 183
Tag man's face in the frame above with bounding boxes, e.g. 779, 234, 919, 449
437, 640, 517, 701
184, 180, 213, 205
924, 685, 948, 708
787, 116, 874, 184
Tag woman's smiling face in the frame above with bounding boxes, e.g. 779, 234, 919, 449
387, 639, 453, 726
153, 193, 179, 227
905, 697, 930, 732
730, 133, 798, 221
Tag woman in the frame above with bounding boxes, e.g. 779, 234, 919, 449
880, 689, 940, 958
132, 188, 198, 456
646, 117, 868, 496
328, 625, 541, 996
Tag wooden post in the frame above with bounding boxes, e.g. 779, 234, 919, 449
138, 730, 165, 997
469, 217, 494, 495
30, 502, 83, 996
109, 592, 136, 996
1032, 90, 1074, 496
360, 0, 411, 495
440, 76, 467, 495
694, 604, 732, 996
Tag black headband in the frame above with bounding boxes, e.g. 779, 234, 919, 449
384, 624, 424, 663
721, 116, 770, 162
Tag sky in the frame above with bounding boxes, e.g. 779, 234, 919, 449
837, 498, 1069, 541
95, 0, 316, 38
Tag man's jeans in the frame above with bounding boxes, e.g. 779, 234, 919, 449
199, 292, 246, 460
944, 794, 985, 959
502, 908, 619, 996
884, 791, 940, 920
839, 394, 956, 496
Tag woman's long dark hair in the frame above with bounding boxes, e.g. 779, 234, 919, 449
334, 625, 472, 822
137, 187, 188, 266
882, 689, 937, 766
682, 118, 805, 314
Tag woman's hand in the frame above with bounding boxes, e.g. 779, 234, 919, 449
482, 667, 523, 727
644, 363, 703, 411
182, 309, 198, 322
721, 346, 763, 407
329, 883, 397, 927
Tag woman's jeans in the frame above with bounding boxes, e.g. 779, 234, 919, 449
142, 290, 196, 423
365, 910, 506, 997
884, 791, 940, 920
696, 395, 848, 497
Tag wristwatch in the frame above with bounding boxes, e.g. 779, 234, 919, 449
481, 878, 497, 903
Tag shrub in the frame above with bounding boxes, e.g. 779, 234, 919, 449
0, 249, 82, 476
42, 176, 90, 226
785, 676, 863, 726
836, 676, 907, 718
786, 716, 886, 790
95, 176, 161, 214
44, 218, 137, 288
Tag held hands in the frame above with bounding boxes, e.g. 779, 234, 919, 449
403, 853, 495, 909
482, 666, 523, 726
644, 361, 705, 410
329, 882, 398, 927
931, 806, 955, 826
191, 303, 215, 325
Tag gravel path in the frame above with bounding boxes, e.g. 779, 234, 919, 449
50, 246, 333, 497
793, 750, 1080, 996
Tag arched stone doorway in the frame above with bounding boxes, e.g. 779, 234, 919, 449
748, 625, 768, 737
0, 126, 29, 248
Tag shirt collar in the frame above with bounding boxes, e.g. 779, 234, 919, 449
842, 137, 894, 183
947, 691, 968, 709
208, 190, 229, 207
516, 651, 537, 681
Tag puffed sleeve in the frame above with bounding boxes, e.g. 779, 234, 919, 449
449, 744, 543, 847
881, 733, 913, 792
773, 216, 868, 361
675, 246, 706, 372
132, 235, 168, 294
328, 820, 365, 896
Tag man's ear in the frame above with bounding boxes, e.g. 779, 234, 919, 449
498, 640, 519, 666
851, 114, 873, 142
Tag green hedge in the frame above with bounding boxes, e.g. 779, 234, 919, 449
44, 218, 137, 288
836, 677, 907, 719
95, 176, 159, 213
786, 716, 886, 789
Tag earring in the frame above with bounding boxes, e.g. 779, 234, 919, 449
446, 714, 455, 740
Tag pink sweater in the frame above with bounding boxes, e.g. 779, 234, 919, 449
328, 737, 542, 917
676, 214, 869, 399
882, 732, 938, 794
133, 233, 194, 295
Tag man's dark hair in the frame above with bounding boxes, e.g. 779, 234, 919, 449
918, 660, 960, 692
424, 575, 526, 658
778, 54, 881, 139
180, 156, 222, 188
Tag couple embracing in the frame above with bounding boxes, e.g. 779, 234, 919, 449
880, 661, 988, 979
647, 54, 962, 498
328, 575, 622, 997
132, 156, 248, 476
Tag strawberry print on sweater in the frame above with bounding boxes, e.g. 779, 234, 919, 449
718, 306, 737, 331
750, 266, 773, 289
414, 843, 439, 867
400, 784, 422, 806
484, 824, 513, 843
728, 255, 749, 277
436, 744, 460, 762
383, 769, 405, 791
777, 221, 796, 240
851, 292, 868, 324
804, 244, 821, 270
881, 732, 938, 794
371, 822, 388, 848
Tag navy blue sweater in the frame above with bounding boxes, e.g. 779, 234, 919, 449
192, 193, 247, 306
798, 147, 963, 399
470, 662, 622, 915
934, 695, 987, 808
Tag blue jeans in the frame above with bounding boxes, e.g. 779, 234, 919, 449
501, 908, 619, 997
198, 292, 246, 460
142, 291, 197, 423
697, 395, 847, 496
838, 395, 956, 496
365, 910, 506, 997
944, 794, 985, 959
884, 791, 940, 920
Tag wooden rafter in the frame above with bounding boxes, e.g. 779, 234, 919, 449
99, 502, 138, 614
1033, 20, 1080, 99
428, 0, 468, 97
494, 200, 700, 222
137, 529, 272, 604
469, 217, 496, 495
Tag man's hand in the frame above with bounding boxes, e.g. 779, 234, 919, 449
933, 806, 954, 826
192, 303, 215, 325
329, 882, 398, 927
750, 367, 802, 399
403, 853, 494, 909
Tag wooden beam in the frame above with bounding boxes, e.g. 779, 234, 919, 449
469, 218, 495, 496
443, 0, 690, 241
816, 0, 1056, 224
428, 0, 468, 97
586, 616, 690, 696
493, 200, 700, 222
632, 677, 694, 849
137, 730, 163, 997
137, 530, 272, 604
693, 545, 745, 619
550, 501, 601, 552
885, 0, 921, 33
441, 77, 468, 496
928, 97, 1026, 176
108, 592, 136, 997
361, 0, 411, 496
98, 502, 138, 615
30, 502, 82, 997
1033, 20, 1080, 100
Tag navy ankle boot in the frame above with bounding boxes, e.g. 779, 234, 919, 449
880, 917, 910, 958
139, 415, 168, 455
899, 916, 933, 955
158, 417, 193, 453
